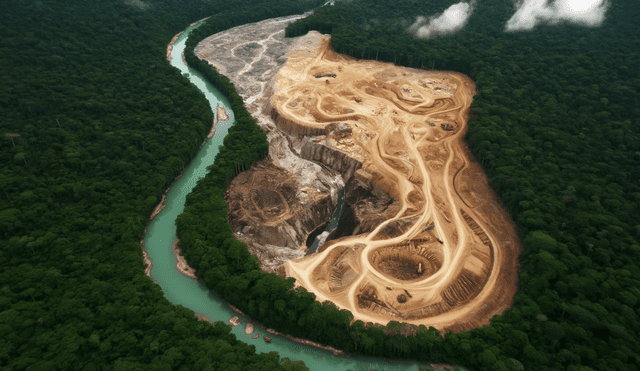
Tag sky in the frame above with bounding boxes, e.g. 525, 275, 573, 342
408, 1, 475, 39
505, 0, 611, 31
408, 0, 610, 38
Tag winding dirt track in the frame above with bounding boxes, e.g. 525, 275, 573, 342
279, 36, 521, 332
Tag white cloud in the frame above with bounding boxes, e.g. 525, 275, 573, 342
409, 1, 475, 39
506, 0, 610, 31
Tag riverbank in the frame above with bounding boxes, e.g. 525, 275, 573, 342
217, 104, 229, 121
139, 166, 186, 283
166, 31, 183, 61
222, 305, 466, 370
207, 104, 228, 139
167, 17, 210, 62
265, 327, 345, 356
264, 326, 467, 370
172, 238, 198, 279
142, 25, 224, 283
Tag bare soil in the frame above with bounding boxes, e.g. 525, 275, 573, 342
196, 16, 345, 274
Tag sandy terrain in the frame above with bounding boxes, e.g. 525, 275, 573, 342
166, 32, 182, 61
217, 104, 229, 121
273, 37, 521, 333
245, 322, 255, 334
229, 316, 243, 326
194, 15, 520, 333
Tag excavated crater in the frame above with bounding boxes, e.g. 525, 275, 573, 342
377, 256, 429, 281
250, 188, 286, 218
369, 242, 443, 282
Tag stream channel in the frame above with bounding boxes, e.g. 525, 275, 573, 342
143, 22, 464, 371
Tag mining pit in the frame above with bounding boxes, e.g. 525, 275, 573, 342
196, 15, 520, 333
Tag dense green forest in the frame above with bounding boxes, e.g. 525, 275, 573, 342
174, 0, 640, 370
0, 0, 321, 370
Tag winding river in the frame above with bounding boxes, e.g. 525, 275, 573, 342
143, 22, 467, 371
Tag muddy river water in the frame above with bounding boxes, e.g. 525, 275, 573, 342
142, 20, 469, 371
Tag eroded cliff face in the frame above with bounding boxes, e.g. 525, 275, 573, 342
342, 175, 399, 236
223, 135, 347, 274
224, 104, 396, 274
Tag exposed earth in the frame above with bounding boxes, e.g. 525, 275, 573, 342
195, 15, 520, 333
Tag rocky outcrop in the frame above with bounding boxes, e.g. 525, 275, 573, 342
237, 195, 335, 249
266, 100, 326, 137
225, 159, 336, 251
300, 139, 362, 181
341, 174, 399, 236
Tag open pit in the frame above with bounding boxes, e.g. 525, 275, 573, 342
196, 16, 520, 333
